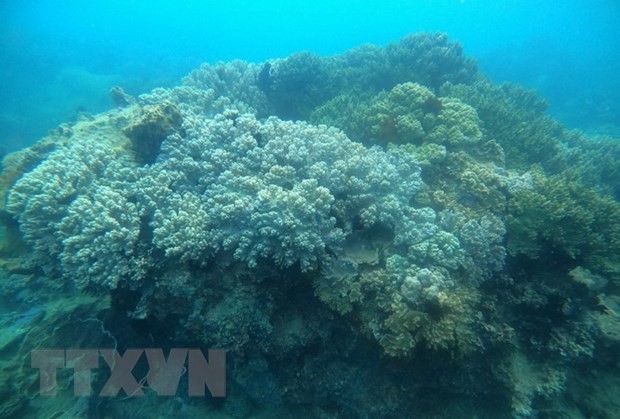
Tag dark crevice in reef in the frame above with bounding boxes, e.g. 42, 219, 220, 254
124, 102, 184, 165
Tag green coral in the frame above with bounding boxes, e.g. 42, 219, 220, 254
426, 98, 482, 146
384, 32, 479, 91
315, 251, 488, 358
507, 170, 620, 277
440, 80, 620, 203
391, 145, 508, 216
440, 80, 562, 169
366, 82, 438, 145
308, 92, 374, 142
552, 131, 620, 197
258, 51, 338, 120
408, 230, 464, 269
312, 82, 483, 150
261, 32, 480, 122
359, 266, 482, 358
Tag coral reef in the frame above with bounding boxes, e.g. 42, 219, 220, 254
257, 32, 478, 121
1, 32, 619, 418
383, 32, 479, 91
182, 60, 266, 113
6, 138, 124, 272
142, 114, 424, 271
507, 170, 620, 278
258, 52, 337, 119
124, 101, 183, 165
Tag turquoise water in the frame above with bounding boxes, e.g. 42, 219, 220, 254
1, 2, 620, 418
1, 1, 619, 152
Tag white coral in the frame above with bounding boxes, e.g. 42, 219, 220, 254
6, 138, 119, 266
145, 113, 423, 270
58, 185, 141, 288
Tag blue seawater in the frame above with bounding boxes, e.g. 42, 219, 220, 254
0, 0, 618, 152
1, 2, 620, 418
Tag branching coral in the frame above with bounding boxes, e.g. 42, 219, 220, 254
314, 203, 504, 357
312, 82, 483, 150
6, 138, 124, 270
353, 257, 483, 358
58, 185, 142, 289
506, 170, 620, 277
6, 110, 426, 282
182, 60, 267, 113
384, 33, 479, 91
258, 33, 480, 121
143, 113, 424, 270
4, 31, 618, 418
440, 80, 561, 169
257, 52, 338, 119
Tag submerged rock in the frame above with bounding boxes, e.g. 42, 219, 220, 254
123, 101, 183, 165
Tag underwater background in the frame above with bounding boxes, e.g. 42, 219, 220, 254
1, 1, 620, 419
1, 0, 619, 153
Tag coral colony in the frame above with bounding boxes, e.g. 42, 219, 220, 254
1, 33, 619, 417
